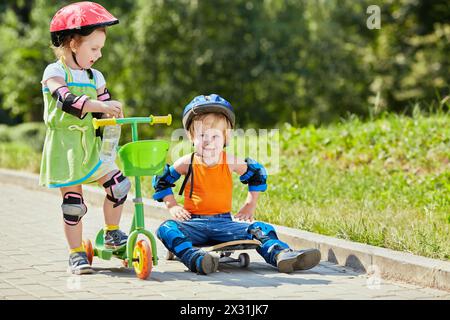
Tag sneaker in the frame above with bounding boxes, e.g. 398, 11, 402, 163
104, 229, 128, 249
276, 248, 321, 273
68, 252, 93, 275
195, 252, 219, 275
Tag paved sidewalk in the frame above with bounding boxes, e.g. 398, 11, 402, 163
1, 182, 449, 300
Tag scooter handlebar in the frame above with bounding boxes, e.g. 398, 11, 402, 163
92, 114, 172, 129
92, 117, 117, 129
150, 114, 172, 126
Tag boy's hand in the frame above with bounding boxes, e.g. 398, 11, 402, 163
169, 205, 192, 221
235, 204, 256, 222
235, 192, 259, 222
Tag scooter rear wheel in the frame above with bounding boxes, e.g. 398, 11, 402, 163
82, 239, 94, 265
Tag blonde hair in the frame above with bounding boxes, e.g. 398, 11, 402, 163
188, 113, 232, 145
51, 27, 106, 59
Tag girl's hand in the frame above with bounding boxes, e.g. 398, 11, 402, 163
169, 205, 192, 221
102, 100, 123, 118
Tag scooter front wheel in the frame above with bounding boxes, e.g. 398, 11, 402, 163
133, 240, 153, 279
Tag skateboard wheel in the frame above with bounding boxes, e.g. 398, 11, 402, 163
221, 251, 232, 258
166, 251, 175, 260
238, 253, 250, 268
82, 239, 94, 265
133, 240, 153, 280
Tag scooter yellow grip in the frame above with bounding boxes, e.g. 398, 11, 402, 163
92, 118, 117, 129
150, 114, 172, 126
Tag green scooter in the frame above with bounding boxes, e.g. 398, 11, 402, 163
82, 115, 171, 279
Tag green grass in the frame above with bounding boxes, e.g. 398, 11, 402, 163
0, 142, 41, 172
232, 112, 450, 261
1, 111, 449, 260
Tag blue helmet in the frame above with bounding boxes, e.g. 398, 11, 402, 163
182, 94, 235, 130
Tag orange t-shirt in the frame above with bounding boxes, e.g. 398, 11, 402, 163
184, 151, 232, 215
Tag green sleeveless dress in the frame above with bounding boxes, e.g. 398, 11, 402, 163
39, 59, 116, 188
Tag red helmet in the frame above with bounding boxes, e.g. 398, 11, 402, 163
50, 1, 119, 46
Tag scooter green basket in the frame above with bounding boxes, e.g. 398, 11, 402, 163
118, 140, 169, 177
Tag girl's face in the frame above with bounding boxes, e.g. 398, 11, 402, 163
191, 116, 227, 165
70, 29, 106, 69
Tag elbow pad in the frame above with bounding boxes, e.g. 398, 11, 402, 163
152, 164, 181, 202
239, 158, 267, 192
52, 86, 89, 119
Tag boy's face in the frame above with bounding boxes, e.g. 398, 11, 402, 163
71, 29, 106, 69
190, 115, 227, 163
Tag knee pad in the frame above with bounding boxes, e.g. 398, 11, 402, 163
247, 222, 278, 242
61, 192, 87, 226
103, 171, 131, 208
157, 220, 192, 255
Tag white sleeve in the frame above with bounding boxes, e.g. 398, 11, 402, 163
92, 69, 106, 90
41, 63, 66, 85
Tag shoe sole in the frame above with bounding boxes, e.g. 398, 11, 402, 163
200, 254, 219, 275
278, 249, 321, 273
67, 266, 94, 275
294, 249, 321, 271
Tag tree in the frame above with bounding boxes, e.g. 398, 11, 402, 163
0, 0, 448, 126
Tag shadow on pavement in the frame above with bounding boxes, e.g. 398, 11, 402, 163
327, 249, 367, 273
90, 261, 335, 288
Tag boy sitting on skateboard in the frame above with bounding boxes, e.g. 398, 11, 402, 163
153, 94, 321, 275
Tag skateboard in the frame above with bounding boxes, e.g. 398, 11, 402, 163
165, 239, 261, 268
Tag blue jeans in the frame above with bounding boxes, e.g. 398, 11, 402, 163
156, 213, 290, 271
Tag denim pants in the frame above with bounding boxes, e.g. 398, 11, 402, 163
156, 213, 290, 271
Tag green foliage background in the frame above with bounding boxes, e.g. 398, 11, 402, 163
0, 1, 449, 260
0, 0, 448, 126
1, 111, 449, 260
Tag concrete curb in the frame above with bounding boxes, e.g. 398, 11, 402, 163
1, 168, 449, 292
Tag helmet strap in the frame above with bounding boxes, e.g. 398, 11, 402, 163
71, 51, 93, 79
72, 51, 83, 70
